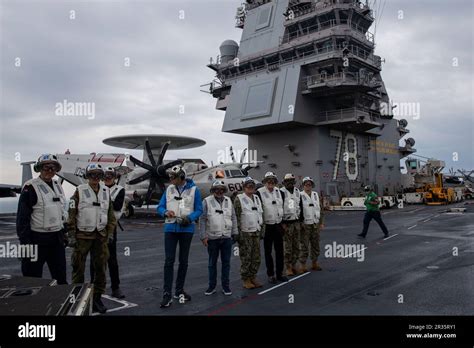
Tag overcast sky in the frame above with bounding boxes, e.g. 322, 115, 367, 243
1, 0, 473, 186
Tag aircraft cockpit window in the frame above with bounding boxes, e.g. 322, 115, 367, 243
215, 170, 225, 179
226, 169, 245, 178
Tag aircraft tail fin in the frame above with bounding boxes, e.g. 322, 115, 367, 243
20, 161, 35, 186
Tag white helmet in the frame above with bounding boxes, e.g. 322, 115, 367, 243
167, 165, 186, 180
302, 176, 315, 187
283, 173, 296, 182
85, 163, 104, 178
34, 154, 62, 173
104, 166, 116, 175
211, 180, 227, 193
263, 171, 278, 183
242, 176, 256, 187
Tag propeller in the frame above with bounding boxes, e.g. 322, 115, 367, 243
127, 140, 183, 205
239, 148, 247, 164
229, 146, 236, 163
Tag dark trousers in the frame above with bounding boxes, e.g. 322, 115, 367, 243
90, 230, 120, 290
163, 232, 193, 295
21, 232, 67, 285
361, 211, 389, 236
263, 223, 284, 277
207, 238, 232, 289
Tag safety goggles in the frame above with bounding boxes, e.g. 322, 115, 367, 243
88, 172, 104, 179
41, 164, 59, 172
214, 188, 225, 193
104, 173, 115, 179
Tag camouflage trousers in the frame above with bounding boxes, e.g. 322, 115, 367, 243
72, 237, 109, 295
238, 231, 261, 281
299, 223, 320, 264
283, 222, 301, 267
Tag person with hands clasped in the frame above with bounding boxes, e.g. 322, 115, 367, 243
199, 180, 238, 296
157, 165, 203, 308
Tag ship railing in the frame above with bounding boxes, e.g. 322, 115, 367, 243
220, 43, 380, 81
280, 19, 374, 45
305, 71, 378, 88
318, 107, 380, 123
305, 72, 365, 88
287, 0, 373, 22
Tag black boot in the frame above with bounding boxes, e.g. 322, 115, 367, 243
111, 288, 125, 299
93, 294, 107, 314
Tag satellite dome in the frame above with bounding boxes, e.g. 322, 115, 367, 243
219, 40, 239, 64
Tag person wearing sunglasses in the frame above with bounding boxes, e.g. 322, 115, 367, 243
234, 177, 264, 289
299, 177, 324, 272
199, 180, 238, 296
89, 166, 126, 299
257, 172, 288, 284
280, 173, 302, 276
157, 165, 203, 308
67, 163, 117, 314
16, 154, 68, 285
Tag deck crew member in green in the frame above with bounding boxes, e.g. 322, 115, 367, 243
357, 185, 389, 239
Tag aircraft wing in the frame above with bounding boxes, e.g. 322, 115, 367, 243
0, 184, 22, 197
56, 153, 126, 187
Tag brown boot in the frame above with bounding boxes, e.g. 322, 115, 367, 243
243, 279, 256, 289
312, 261, 322, 271
286, 266, 294, 276
300, 263, 308, 273
251, 278, 263, 288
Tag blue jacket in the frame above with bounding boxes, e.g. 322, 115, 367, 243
157, 179, 203, 233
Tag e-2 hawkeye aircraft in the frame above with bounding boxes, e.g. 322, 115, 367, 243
54, 135, 260, 217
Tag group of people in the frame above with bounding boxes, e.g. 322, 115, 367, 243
16, 153, 389, 313
17, 154, 125, 314
157, 169, 325, 308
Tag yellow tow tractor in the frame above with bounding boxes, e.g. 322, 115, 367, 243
424, 173, 455, 205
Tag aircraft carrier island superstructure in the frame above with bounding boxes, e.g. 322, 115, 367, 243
207, 0, 416, 202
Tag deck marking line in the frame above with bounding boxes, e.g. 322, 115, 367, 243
383, 233, 399, 241
342, 246, 368, 259
258, 272, 310, 295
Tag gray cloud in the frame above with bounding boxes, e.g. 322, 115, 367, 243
1, 0, 473, 186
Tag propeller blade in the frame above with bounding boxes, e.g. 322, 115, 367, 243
157, 141, 170, 166
145, 178, 156, 205
239, 148, 247, 163
145, 139, 157, 168
129, 155, 154, 172
128, 171, 152, 185
230, 146, 236, 163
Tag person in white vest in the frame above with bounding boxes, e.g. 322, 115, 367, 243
67, 163, 117, 314
233, 177, 264, 289
199, 180, 238, 296
16, 154, 68, 284
280, 173, 302, 276
157, 165, 203, 308
89, 166, 126, 299
299, 176, 325, 272
257, 172, 288, 284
